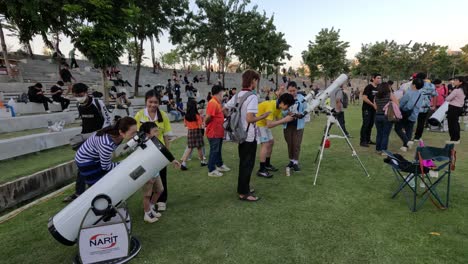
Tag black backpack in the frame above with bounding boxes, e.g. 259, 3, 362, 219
342, 92, 349, 108
18, 93, 29, 103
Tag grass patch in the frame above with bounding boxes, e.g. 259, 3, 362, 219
0, 146, 75, 184
0, 105, 467, 263
0, 123, 80, 140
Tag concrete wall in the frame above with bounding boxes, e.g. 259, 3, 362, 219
0, 160, 76, 212
0, 127, 81, 160
0, 112, 76, 133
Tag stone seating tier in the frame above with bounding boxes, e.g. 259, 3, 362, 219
0, 112, 76, 133
0, 127, 81, 161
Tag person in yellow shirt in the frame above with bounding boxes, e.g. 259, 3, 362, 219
134, 90, 173, 212
256, 93, 295, 178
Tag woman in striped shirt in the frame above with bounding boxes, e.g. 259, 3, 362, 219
75, 116, 137, 186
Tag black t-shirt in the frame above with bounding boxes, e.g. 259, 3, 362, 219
362, 84, 377, 111
60, 69, 72, 82
50, 85, 63, 97
78, 97, 104, 134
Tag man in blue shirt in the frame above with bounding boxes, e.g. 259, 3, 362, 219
413, 72, 437, 142
394, 78, 424, 152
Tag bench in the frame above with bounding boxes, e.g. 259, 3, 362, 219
13, 102, 63, 115
0, 127, 81, 161
0, 112, 76, 133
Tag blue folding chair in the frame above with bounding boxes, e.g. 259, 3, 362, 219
383, 144, 456, 212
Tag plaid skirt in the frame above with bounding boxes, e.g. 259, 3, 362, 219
187, 128, 205, 148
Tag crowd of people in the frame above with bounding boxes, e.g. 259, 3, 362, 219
358, 73, 468, 155
60, 67, 468, 224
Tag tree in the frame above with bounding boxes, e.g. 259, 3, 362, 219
1, 0, 69, 52
302, 28, 349, 85
0, 18, 12, 77
432, 46, 453, 80
162, 49, 180, 69
125, 0, 189, 96
64, 0, 131, 103
232, 9, 290, 85
181, 0, 251, 87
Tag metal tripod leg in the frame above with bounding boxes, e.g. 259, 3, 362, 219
334, 116, 371, 178
314, 121, 332, 163
313, 115, 370, 186
313, 118, 332, 185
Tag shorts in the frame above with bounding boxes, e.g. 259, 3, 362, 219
257, 126, 273, 143
142, 176, 164, 196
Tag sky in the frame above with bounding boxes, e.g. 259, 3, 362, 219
4, 0, 468, 68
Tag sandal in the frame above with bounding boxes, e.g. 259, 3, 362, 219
239, 193, 260, 202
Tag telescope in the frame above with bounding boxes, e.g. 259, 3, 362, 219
290, 74, 348, 118
48, 134, 175, 246
428, 101, 449, 126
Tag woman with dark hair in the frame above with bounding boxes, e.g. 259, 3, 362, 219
180, 100, 207, 170
445, 76, 467, 144
134, 90, 173, 211
75, 116, 137, 186
374, 82, 399, 154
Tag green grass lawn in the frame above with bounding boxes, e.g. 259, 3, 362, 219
1, 105, 467, 263
0, 146, 75, 184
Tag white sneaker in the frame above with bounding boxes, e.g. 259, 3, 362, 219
63, 107, 70, 112
400, 146, 408, 152
151, 209, 162, 218
46, 110, 52, 113
144, 211, 159, 223
407, 141, 414, 148
53, 102, 61, 105
208, 170, 223, 177
216, 164, 231, 172
156, 202, 166, 211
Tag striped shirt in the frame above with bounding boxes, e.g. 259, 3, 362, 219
75, 133, 118, 171
375, 94, 391, 114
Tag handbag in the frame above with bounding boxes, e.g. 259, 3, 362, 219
400, 93, 422, 120
386, 103, 398, 122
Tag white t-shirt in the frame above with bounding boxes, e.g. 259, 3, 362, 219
226, 90, 258, 142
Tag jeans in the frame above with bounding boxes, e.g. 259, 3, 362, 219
414, 112, 429, 140
394, 118, 415, 147
334, 111, 349, 136
447, 105, 463, 141
75, 171, 86, 195
237, 141, 257, 195
375, 114, 393, 151
5, 105, 15, 117
360, 109, 375, 144
208, 138, 224, 172
169, 110, 181, 121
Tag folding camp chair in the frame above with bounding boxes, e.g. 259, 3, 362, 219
383, 144, 456, 212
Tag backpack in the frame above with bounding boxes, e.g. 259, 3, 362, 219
342, 92, 349, 108
334, 90, 349, 109
18, 93, 28, 103
224, 91, 253, 144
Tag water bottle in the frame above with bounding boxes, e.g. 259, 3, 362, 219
285, 167, 291, 177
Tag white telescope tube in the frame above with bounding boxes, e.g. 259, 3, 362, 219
428, 101, 449, 126
48, 137, 174, 245
304, 74, 348, 114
